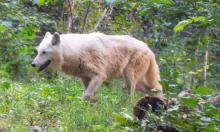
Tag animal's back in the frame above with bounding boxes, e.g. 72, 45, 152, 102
89, 33, 155, 78
92, 33, 150, 49
60, 32, 151, 53
59, 32, 155, 79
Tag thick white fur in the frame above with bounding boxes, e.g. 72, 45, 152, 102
32, 32, 163, 101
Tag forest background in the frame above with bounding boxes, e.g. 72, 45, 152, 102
0, 0, 220, 131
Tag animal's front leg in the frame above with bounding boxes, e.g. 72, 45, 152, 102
83, 75, 106, 102
81, 77, 90, 89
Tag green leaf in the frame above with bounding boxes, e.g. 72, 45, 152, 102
174, 16, 207, 32
148, 0, 173, 6
191, 16, 206, 22
192, 86, 209, 95
37, 0, 45, 7
0, 26, 8, 32
209, 108, 220, 118
180, 97, 199, 108
174, 19, 193, 32
204, 65, 209, 70
2, 81, 11, 90
188, 71, 197, 75
113, 112, 137, 127
200, 117, 211, 122
92, 125, 104, 131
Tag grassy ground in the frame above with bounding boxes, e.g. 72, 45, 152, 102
1, 74, 220, 131
0, 75, 144, 131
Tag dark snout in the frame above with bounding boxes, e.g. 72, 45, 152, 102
31, 63, 36, 67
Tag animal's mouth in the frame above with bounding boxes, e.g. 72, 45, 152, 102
38, 60, 51, 72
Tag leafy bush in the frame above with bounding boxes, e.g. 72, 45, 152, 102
0, 1, 55, 79
0, 0, 219, 131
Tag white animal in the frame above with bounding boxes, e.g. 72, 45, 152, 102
32, 32, 163, 101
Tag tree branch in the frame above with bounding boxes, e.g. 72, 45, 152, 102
81, 1, 91, 33
202, 48, 208, 86
92, 5, 114, 32
67, 0, 74, 32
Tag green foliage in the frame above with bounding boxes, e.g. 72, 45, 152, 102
192, 86, 209, 95
0, 77, 136, 131
113, 112, 137, 129
0, 0, 220, 131
174, 16, 208, 32
0, 1, 55, 79
180, 97, 199, 108
36, 0, 45, 6
33, 0, 59, 7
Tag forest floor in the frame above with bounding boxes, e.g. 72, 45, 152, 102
0, 76, 145, 131
1, 75, 220, 131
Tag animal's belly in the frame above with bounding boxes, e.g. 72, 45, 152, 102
106, 59, 128, 79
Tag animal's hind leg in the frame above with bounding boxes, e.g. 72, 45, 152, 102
137, 77, 163, 99
136, 80, 163, 99
124, 53, 150, 102
124, 69, 137, 102
136, 80, 148, 93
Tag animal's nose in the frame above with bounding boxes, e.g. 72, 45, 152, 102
31, 63, 36, 67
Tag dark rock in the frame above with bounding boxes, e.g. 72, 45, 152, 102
133, 96, 167, 120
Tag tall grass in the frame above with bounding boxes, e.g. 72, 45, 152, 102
1, 74, 219, 131
0, 75, 142, 131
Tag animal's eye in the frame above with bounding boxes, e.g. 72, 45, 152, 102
42, 51, 46, 54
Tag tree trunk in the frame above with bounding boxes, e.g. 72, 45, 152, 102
202, 48, 208, 86
81, 1, 91, 33
67, 0, 74, 32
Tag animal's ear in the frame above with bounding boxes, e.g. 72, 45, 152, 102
44, 32, 52, 38
52, 32, 60, 45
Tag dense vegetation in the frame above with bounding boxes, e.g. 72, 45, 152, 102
0, 0, 219, 131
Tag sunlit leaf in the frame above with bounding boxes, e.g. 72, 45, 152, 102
200, 117, 211, 122
92, 125, 104, 131
180, 97, 199, 108
174, 16, 207, 32
0, 26, 8, 32
188, 71, 197, 75
192, 86, 209, 95
37, 0, 45, 7
148, 0, 173, 6
204, 65, 209, 70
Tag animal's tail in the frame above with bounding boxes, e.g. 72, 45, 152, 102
145, 55, 163, 98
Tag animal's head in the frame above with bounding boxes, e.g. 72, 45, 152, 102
32, 32, 62, 72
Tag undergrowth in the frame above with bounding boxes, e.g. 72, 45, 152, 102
1, 74, 220, 131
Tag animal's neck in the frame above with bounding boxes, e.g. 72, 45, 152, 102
61, 56, 81, 76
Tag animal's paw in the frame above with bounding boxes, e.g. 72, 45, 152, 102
82, 94, 97, 103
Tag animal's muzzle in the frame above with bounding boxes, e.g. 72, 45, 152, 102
38, 60, 51, 72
